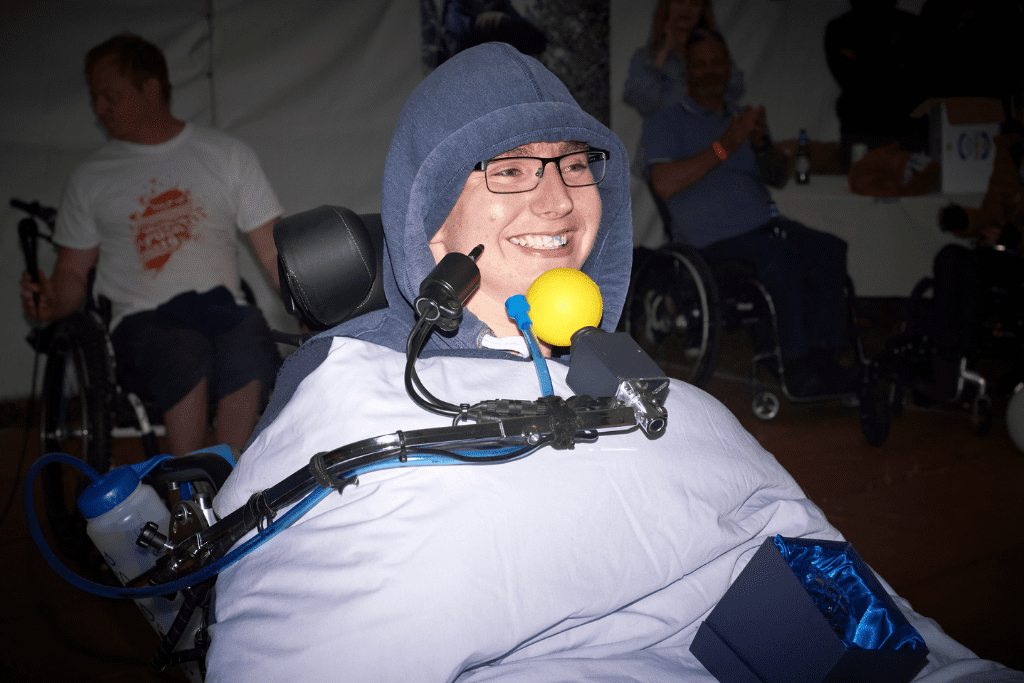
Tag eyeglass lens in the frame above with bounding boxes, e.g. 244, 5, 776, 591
483, 152, 606, 193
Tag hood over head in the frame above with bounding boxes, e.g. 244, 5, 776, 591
358, 42, 633, 354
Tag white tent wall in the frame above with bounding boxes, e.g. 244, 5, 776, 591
1, 0, 421, 401
1, 0, 925, 401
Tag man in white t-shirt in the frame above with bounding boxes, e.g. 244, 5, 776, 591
20, 34, 283, 456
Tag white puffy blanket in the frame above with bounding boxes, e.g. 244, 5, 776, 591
207, 337, 1021, 682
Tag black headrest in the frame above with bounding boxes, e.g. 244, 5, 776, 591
274, 205, 387, 331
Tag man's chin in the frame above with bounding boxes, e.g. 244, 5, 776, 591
690, 84, 728, 102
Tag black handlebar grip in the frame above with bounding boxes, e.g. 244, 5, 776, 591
18, 217, 39, 283
10, 198, 34, 213
11, 198, 57, 230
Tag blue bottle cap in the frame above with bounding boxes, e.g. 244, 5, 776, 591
75, 455, 175, 520
77, 465, 142, 520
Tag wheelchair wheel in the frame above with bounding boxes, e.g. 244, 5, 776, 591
622, 244, 722, 389
752, 390, 780, 420
37, 312, 114, 563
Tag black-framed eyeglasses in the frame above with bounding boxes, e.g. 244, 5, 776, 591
472, 148, 610, 194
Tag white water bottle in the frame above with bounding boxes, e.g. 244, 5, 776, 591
77, 458, 208, 683
77, 463, 185, 637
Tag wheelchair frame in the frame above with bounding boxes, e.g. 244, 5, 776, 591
622, 241, 866, 421
14, 199, 277, 568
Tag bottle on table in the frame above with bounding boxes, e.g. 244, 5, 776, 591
767, 201, 785, 239
795, 129, 811, 185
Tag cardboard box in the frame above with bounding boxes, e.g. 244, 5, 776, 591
690, 536, 929, 683
913, 97, 1003, 194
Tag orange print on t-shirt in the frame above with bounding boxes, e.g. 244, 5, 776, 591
130, 181, 207, 272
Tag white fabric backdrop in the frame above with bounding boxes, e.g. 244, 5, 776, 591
1, 0, 926, 400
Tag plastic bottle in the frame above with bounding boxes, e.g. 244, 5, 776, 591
795, 129, 811, 185
78, 461, 202, 682
767, 201, 785, 238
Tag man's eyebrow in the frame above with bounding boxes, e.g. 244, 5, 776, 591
496, 141, 589, 158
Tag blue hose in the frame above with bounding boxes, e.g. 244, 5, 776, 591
504, 295, 553, 396
26, 442, 536, 599
24, 452, 331, 599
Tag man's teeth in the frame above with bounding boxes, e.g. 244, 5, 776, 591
509, 234, 567, 249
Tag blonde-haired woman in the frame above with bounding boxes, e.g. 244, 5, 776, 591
624, 0, 744, 117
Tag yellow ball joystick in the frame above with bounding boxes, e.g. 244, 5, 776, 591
525, 268, 603, 347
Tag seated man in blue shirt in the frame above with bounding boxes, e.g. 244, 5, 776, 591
642, 28, 854, 396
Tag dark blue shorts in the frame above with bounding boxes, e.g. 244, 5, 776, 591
111, 298, 282, 413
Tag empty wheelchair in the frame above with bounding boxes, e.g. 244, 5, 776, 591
621, 240, 865, 421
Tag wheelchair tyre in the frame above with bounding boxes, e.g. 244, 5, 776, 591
623, 244, 722, 389
38, 312, 114, 563
859, 370, 895, 447
752, 390, 780, 420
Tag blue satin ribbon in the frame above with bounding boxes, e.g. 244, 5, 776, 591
773, 536, 926, 651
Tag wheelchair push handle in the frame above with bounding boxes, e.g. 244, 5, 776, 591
11, 198, 57, 296
18, 217, 39, 283
11, 198, 57, 229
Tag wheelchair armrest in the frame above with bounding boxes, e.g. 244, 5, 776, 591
274, 205, 388, 331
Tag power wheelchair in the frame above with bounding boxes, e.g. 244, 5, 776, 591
24, 204, 671, 680
620, 200, 865, 421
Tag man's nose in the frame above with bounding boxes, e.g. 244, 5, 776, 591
532, 161, 574, 215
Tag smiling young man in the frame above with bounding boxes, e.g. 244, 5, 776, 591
427, 140, 603, 342
205, 42, 1016, 683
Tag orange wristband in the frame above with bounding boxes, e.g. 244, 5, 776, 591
712, 141, 728, 160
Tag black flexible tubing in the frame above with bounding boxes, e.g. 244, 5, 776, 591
404, 311, 464, 415
151, 578, 212, 671
409, 336, 464, 414
413, 441, 547, 463
404, 318, 461, 416
404, 322, 444, 415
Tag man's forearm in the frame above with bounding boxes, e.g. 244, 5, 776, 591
39, 245, 97, 321
247, 218, 281, 295
650, 145, 724, 200
47, 267, 90, 319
